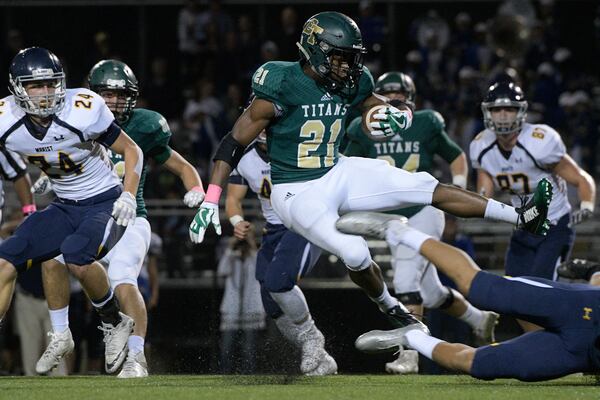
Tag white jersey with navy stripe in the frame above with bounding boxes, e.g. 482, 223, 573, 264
0, 88, 121, 201
230, 146, 281, 225
469, 123, 571, 224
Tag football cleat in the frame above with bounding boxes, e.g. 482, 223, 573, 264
557, 258, 600, 281
473, 311, 500, 346
305, 351, 338, 376
385, 303, 429, 334
355, 323, 426, 354
298, 322, 326, 374
385, 349, 419, 374
516, 178, 552, 236
35, 329, 74, 374
117, 351, 148, 378
99, 312, 134, 373
335, 212, 408, 239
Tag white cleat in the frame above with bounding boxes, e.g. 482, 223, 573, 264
336, 212, 408, 239
117, 351, 148, 378
298, 323, 326, 374
385, 349, 419, 374
473, 311, 500, 345
35, 329, 74, 374
355, 323, 425, 354
305, 351, 338, 376
99, 312, 135, 373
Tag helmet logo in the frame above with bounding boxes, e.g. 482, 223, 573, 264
303, 18, 324, 45
106, 78, 126, 88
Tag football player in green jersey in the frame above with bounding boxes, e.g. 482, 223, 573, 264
189, 11, 550, 360
344, 72, 499, 374
35, 60, 204, 378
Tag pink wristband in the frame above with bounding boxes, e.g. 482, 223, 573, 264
205, 184, 222, 204
22, 204, 37, 215
191, 185, 205, 194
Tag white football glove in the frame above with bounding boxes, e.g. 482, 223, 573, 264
183, 186, 206, 208
189, 202, 221, 243
369, 105, 413, 138
31, 175, 53, 195
111, 191, 137, 226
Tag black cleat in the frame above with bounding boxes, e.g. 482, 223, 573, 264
516, 178, 552, 236
557, 259, 600, 281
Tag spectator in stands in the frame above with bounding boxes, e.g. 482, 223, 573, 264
218, 233, 265, 374
275, 7, 301, 62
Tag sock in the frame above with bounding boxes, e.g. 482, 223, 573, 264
270, 286, 310, 324
484, 199, 519, 225
91, 291, 122, 326
128, 335, 145, 355
274, 315, 302, 347
386, 221, 432, 251
370, 284, 398, 312
404, 329, 444, 360
458, 303, 486, 329
49, 306, 69, 333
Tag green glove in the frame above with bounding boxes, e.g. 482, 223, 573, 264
189, 202, 221, 243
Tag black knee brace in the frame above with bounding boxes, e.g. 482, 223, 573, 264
396, 291, 423, 305
438, 286, 455, 310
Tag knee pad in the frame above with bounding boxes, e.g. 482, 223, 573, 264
426, 286, 454, 309
61, 233, 92, 266
342, 239, 372, 271
107, 262, 139, 289
396, 291, 423, 305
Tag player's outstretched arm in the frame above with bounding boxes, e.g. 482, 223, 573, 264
189, 98, 274, 244
225, 183, 250, 241
13, 173, 36, 216
553, 154, 596, 223
449, 153, 468, 189
109, 130, 143, 226
163, 150, 205, 207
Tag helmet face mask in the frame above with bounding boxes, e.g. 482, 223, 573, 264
88, 59, 138, 122
297, 12, 366, 98
481, 82, 528, 136
9, 47, 66, 118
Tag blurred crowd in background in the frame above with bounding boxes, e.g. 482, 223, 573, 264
0, 0, 599, 374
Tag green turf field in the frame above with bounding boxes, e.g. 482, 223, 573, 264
0, 375, 598, 400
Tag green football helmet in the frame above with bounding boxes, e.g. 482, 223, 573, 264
374, 72, 416, 108
297, 11, 366, 98
88, 59, 138, 122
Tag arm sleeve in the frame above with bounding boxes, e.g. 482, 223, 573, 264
94, 121, 122, 147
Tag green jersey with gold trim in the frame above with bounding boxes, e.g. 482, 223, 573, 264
252, 61, 374, 184
109, 108, 172, 218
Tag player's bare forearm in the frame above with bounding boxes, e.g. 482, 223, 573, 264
450, 153, 468, 189
13, 173, 33, 206
476, 169, 495, 197
419, 239, 480, 295
164, 150, 202, 191
225, 184, 247, 220
554, 154, 596, 204
209, 98, 273, 190
110, 131, 143, 195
